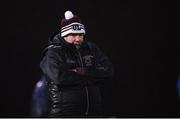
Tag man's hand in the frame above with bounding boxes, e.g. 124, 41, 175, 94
71, 67, 85, 76
71, 67, 95, 86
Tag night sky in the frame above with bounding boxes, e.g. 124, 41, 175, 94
1, 0, 179, 117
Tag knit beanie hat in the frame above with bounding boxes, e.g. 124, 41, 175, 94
61, 11, 86, 37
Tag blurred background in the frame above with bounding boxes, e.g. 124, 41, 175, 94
1, 0, 179, 117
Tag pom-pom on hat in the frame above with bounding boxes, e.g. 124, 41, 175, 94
61, 11, 85, 37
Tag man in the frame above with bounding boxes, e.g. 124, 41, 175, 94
40, 10, 114, 117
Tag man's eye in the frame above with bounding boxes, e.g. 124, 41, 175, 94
70, 34, 84, 36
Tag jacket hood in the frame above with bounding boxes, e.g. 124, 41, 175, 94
48, 32, 62, 46
41, 32, 63, 57
48, 32, 74, 47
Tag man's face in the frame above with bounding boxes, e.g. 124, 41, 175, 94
64, 34, 84, 46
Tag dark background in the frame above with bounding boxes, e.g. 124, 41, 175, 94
1, 0, 179, 117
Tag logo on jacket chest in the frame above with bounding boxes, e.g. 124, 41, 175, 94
82, 55, 94, 66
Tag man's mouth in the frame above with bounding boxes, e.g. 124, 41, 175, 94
74, 42, 81, 45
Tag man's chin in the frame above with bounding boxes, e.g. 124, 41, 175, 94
74, 44, 81, 49
74, 43, 82, 46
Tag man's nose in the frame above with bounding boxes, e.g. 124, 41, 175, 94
74, 35, 81, 41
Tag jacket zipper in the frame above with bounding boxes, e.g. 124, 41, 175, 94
76, 49, 90, 116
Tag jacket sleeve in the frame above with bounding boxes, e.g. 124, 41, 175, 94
40, 46, 84, 86
85, 42, 114, 83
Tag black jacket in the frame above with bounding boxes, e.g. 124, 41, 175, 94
40, 33, 114, 117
